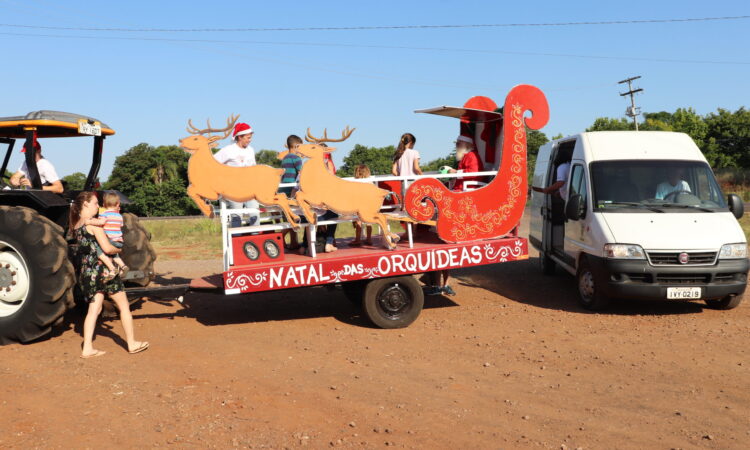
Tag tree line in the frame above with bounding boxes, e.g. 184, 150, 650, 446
61, 105, 748, 216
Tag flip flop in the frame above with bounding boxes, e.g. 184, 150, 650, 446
128, 342, 149, 354
80, 350, 106, 359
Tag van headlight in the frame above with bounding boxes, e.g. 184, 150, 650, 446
604, 244, 645, 259
719, 243, 748, 259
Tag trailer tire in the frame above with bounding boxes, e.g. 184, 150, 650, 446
704, 295, 743, 310
363, 276, 424, 329
0, 206, 75, 344
121, 213, 156, 287
577, 258, 609, 311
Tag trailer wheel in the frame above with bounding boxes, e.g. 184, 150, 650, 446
363, 276, 424, 329
0, 206, 75, 344
341, 280, 367, 306
577, 258, 609, 311
539, 251, 556, 275
121, 213, 156, 287
704, 295, 743, 310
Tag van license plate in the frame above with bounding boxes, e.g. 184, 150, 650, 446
666, 287, 701, 299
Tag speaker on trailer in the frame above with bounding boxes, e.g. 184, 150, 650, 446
232, 232, 284, 266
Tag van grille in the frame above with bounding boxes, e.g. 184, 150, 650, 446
647, 252, 716, 266
654, 274, 710, 284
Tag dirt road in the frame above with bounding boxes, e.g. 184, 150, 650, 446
2, 219, 749, 448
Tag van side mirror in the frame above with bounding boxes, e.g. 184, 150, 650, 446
566, 194, 584, 221
728, 194, 744, 219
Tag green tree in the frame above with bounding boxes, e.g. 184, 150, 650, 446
526, 129, 548, 184
338, 144, 395, 177
61, 172, 87, 190
586, 117, 634, 132
256, 149, 282, 168
704, 107, 750, 168
106, 143, 198, 216
422, 154, 456, 172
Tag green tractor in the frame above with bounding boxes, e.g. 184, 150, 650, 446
0, 111, 156, 344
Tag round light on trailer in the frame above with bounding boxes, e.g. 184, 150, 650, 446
243, 242, 260, 261
263, 239, 280, 259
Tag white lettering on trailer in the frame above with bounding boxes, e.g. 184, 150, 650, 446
270, 267, 283, 288
376, 245, 489, 276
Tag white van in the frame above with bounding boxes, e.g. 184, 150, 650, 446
529, 131, 748, 310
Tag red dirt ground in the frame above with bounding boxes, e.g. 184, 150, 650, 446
1, 218, 749, 448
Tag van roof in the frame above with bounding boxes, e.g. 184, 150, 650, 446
557, 131, 705, 162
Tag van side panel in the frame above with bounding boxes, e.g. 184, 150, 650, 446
529, 142, 553, 249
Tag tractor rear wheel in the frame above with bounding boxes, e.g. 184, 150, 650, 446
121, 213, 156, 287
0, 206, 75, 344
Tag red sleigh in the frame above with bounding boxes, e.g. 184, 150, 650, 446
405, 84, 549, 243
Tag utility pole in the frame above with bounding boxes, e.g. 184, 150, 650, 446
618, 76, 643, 130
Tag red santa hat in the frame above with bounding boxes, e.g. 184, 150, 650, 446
456, 134, 474, 145
232, 122, 253, 138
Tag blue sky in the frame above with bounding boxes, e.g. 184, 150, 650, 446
2, 0, 748, 179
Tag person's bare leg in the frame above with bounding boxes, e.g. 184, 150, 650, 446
98, 253, 116, 273
365, 225, 373, 245
81, 293, 105, 357
442, 270, 450, 287
110, 291, 148, 352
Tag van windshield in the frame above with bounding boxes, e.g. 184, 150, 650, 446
590, 160, 727, 212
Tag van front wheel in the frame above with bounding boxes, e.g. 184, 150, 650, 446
577, 258, 609, 311
704, 295, 743, 310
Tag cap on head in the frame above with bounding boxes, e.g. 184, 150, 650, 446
232, 123, 253, 139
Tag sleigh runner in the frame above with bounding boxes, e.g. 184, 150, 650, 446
184, 85, 549, 328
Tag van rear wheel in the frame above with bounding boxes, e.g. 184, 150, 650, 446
577, 258, 609, 311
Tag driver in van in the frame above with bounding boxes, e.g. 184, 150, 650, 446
655, 168, 691, 200
9, 141, 64, 194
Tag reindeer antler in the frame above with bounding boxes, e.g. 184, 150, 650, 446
305, 126, 355, 144
186, 114, 240, 141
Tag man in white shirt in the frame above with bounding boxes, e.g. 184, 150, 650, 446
532, 160, 570, 200
655, 168, 691, 200
213, 122, 259, 227
9, 141, 63, 194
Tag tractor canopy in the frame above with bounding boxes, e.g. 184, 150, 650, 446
0, 110, 115, 139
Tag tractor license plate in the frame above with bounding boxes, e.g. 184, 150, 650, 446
78, 121, 101, 136
666, 287, 701, 299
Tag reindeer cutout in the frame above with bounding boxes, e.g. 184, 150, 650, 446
179, 115, 300, 227
294, 127, 400, 250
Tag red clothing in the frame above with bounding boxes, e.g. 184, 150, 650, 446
453, 150, 484, 191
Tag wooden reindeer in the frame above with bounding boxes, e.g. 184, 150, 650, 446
179, 115, 300, 227
294, 127, 400, 250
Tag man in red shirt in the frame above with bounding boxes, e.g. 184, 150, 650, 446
446, 135, 484, 191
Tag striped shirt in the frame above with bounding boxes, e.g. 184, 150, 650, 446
281, 153, 303, 184
100, 210, 124, 242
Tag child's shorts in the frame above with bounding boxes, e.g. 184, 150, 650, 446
96, 239, 124, 257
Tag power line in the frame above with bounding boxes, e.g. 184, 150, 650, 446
0, 15, 748, 32
2, 31, 748, 66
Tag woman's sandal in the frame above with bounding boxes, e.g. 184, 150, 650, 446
80, 350, 106, 359
128, 342, 149, 354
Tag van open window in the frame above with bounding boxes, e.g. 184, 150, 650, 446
590, 160, 727, 212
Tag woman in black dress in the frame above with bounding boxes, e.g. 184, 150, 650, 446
70, 192, 148, 358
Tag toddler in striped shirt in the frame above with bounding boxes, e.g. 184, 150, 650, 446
87, 192, 128, 278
